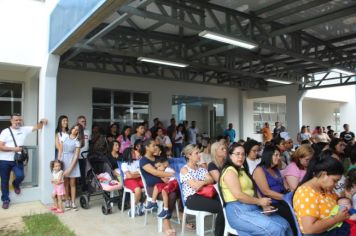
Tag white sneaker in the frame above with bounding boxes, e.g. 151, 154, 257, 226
64, 200, 71, 209
71, 202, 78, 211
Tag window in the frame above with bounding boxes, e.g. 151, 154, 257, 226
92, 88, 149, 132
172, 95, 226, 138
253, 102, 286, 133
0, 82, 23, 132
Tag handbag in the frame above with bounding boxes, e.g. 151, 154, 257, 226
8, 128, 29, 165
196, 184, 217, 198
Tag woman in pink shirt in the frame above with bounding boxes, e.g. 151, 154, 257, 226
282, 144, 314, 191
117, 126, 132, 154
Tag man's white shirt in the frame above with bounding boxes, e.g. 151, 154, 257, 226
0, 126, 33, 161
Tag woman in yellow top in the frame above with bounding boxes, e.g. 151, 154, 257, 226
293, 151, 349, 235
219, 143, 292, 236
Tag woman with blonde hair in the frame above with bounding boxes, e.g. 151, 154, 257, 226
180, 144, 224, 236
208, 141, 227, 182
281, 144, 314, 191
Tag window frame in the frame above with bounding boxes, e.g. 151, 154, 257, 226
0, 81, 24, 131
253, 102, 286, 133
92, 88, 150, 129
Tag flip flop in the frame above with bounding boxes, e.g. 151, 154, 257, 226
50, 207, 57, 211
55, 209, 64, 214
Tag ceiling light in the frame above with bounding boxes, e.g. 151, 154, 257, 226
265, 79, 293, 84
330, 68, 355, 76
199, 30, 257, 50
137, 57, 188, 68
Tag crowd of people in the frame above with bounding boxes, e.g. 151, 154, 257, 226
1, 113, 356, 236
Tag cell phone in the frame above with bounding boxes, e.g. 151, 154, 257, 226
260, 208, 278, 214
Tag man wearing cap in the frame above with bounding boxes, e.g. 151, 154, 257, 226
0, 114, 47, 209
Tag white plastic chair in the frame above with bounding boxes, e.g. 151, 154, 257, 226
118, 161, 142, 219
139, 168, 180, 233
177, 174, 215, 236
214, 184, 239, 236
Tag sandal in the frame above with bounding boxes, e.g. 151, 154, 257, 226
185, 222, 196, 230
50, 207, 57, 211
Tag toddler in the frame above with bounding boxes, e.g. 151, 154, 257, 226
145, 156, 178, 219
50, 160, 65, 213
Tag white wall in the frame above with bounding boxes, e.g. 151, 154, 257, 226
302, 99, 341, 132
305, 85, 356, 132
305, 78, 354, 103
57, 69, 240, 137
0, 0, 61, 204
0, 1, 47, 67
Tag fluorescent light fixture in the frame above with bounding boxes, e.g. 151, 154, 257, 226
137, 57, 188, 68
265, 79, 293, 85
330, 68, 355, 76
199, 30, 258, 50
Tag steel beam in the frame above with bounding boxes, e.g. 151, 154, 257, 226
261, 0, 332, 23
269, 4, 356, 37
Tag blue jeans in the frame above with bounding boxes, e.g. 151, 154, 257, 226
0, 160, 24, 202
173, 143, 183, 157
226, 201, 293, 236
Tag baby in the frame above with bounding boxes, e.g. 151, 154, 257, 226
145, 156, 178, 219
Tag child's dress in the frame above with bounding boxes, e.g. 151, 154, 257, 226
60, 136, 81, 177
52, 170, 65, 196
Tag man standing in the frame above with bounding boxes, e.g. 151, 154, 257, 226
0, 114, 47, 209
166, 118, 176, 146
273, 122, 281, 139
224, 123, 236, 143
340, 124, 355, 143
260, 122, 272, 144
188, 121, 199, 145
149, 118, 159, 139
77, 115, 90, 192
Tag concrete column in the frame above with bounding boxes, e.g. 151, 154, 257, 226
285, 85, 305, 142
238, 90, 246, 140
38, 54, 60, 204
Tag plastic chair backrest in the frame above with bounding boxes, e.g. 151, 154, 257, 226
138, 168, 150, 196
168, 157, 187, 174
175, 172, 187, 208
214, 184, 224, 207
282, 192, 303, 236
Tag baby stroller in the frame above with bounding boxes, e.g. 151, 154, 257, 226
79, 151, 122, 215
